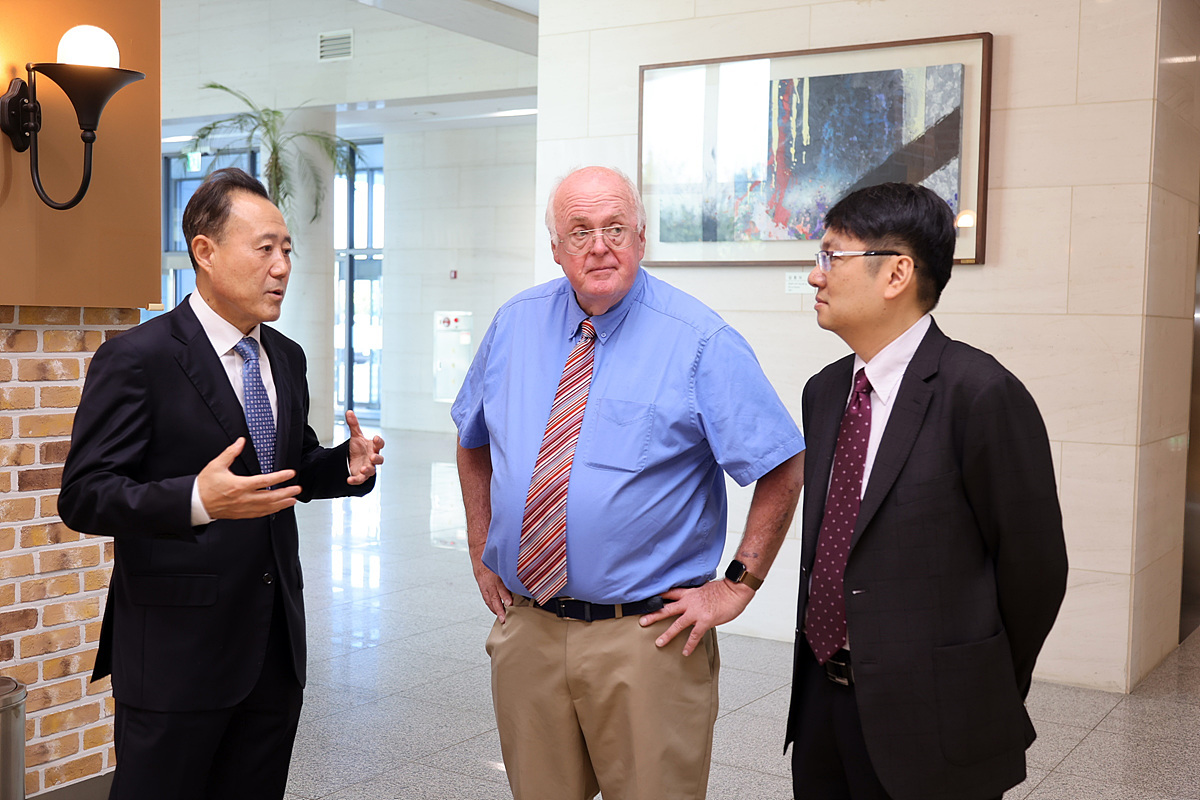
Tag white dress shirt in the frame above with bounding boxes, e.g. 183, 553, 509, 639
188, 292, 279, 525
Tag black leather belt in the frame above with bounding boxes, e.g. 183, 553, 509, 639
824, 649, 853, 686
529, 595, 665, 622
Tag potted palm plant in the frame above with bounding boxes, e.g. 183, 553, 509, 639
183, 82, 358, 224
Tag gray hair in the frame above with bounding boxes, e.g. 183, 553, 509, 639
544, 166, 647, 241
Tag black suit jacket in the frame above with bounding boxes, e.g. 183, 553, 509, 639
785, 320, 1068, 800
60, 298, 373, 713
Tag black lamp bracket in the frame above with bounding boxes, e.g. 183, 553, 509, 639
1, 75, 39, 153
0, 62, 144, 211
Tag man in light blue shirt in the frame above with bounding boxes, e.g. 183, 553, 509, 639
453, 165, 804, 800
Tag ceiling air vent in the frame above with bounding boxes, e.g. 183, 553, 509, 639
319, 30, 353, 62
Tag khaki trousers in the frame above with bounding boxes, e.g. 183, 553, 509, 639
486, 597, 720, 800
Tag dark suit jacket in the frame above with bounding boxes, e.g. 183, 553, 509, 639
60, 298, 373, 713
785, 320, 1068, 800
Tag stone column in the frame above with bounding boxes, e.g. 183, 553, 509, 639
269, 107, 337, 445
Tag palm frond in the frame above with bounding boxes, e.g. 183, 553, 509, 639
201, 82, 265, 116
184, 84, 359, 224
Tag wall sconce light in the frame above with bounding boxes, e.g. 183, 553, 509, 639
0, 25, 144, 210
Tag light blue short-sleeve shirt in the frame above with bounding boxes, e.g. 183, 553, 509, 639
452, 268, 804, 604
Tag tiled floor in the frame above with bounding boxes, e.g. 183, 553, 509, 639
285, 429, 1200, 800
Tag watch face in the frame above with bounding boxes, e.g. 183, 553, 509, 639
725, 559, 762, 589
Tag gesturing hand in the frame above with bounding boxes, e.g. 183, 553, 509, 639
198, 438, 301, 519
346, 409, 385, 485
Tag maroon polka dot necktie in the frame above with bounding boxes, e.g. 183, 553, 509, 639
806, 368, 872, 664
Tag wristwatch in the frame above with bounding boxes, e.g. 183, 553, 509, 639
724, 560, 763, 591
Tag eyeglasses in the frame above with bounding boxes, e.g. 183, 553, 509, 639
558, 225, 636, 255
814, 250, 903, 273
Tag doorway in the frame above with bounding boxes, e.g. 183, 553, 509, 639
334, 254, 383, 421
333, 142, 384, 422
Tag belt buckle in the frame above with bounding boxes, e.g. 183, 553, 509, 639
827, 668, 850, 687
825, 654, 852, 686
552, 598, 594, 622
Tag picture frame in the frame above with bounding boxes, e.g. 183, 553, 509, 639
637, 33, 993, 267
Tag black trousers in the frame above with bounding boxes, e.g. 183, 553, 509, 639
108, 595, 303, 800
790, 656, 1003, 800
791, 653, 892, 800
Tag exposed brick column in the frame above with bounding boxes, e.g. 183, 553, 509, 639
1, 305, 139, 796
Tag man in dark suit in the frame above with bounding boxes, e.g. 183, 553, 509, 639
786, 183, 1068, 800
59, 168, 385, 800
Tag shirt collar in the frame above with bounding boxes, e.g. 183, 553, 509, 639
188, 292, 263, 357
565, 267, 645, 345
853, 314, 931, 407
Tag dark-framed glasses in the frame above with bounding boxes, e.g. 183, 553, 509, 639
559, 225, 635, 255
815, 250, 903, 272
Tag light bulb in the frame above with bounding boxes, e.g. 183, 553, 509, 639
57, 25, 120, 68
956, 210, 976, 229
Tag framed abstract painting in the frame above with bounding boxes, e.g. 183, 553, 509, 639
638, 33, 992, 267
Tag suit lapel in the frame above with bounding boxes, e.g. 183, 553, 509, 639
170, 299, 258, 475
851, 321, 948, 546
802, 356, 854, 570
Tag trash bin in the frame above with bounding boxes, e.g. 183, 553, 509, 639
0, 677, 26, 800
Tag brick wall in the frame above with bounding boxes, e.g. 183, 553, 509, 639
1, 305, 140, 796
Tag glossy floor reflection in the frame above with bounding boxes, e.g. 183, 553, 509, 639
285, 429, 1200, 800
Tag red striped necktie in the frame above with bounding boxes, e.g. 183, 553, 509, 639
517, 319, 597, 604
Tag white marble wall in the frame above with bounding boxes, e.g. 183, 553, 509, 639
537, 0, 1200, 691
160, 0, 537, 118
380, 125, 538, 433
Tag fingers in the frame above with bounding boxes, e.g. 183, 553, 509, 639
256, 468, 297, 488
346, 463, 377, 486
213, 437, 246, 468
488, 593, 508, 624
639, 587, 688, 626
247, 486, 302, 515
653, 619, 687, 648
493, 584, 513, 623
639, 584, 726, 656
638, 605, 675, 627
474, 567, 512, 623
345, 409, 364, 439
681, 624, 709, 657
198, 456, 301, 520
372, 435, 385, 454
647, 613, 709, 656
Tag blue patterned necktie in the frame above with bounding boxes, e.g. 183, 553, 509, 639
806, 368, 872, 664
233, 337, 275, 475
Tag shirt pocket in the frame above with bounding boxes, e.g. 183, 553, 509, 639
582, 398, 655, 473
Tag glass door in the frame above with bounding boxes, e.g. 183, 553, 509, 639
333, 141, 384, 421
334, 254, 383, 421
